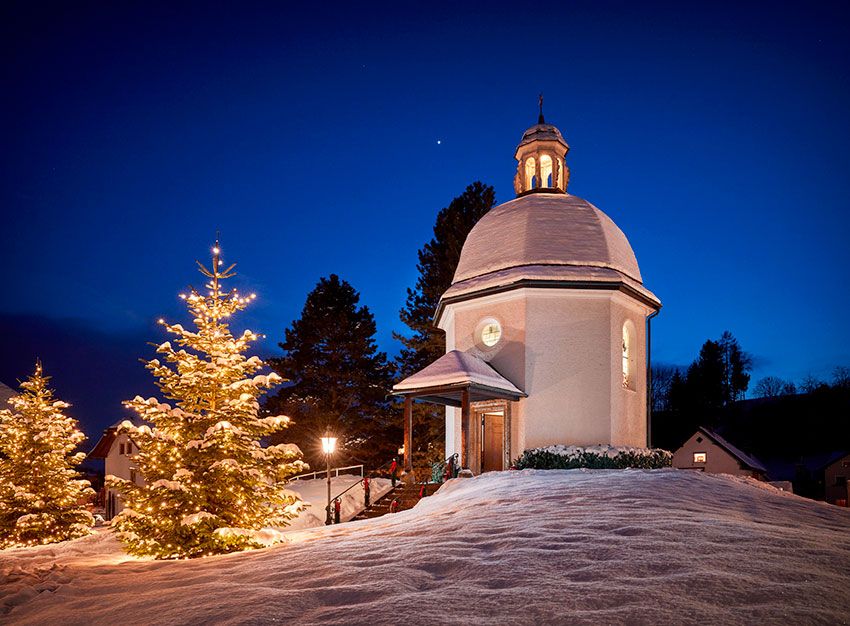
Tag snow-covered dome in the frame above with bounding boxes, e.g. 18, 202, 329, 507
439, 110, 659, 311
453, 193, 642, 285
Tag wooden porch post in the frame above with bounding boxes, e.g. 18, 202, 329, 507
403, 396, 413, 473
461, 389, 470, 470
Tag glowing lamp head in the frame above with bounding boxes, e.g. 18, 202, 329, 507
320, 435, 337, 455
212, 246, 220, 255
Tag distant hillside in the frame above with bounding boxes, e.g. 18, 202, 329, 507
653, 387, 850, 461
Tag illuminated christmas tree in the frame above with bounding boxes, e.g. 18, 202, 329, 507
0, 363, 94, 548
109, 242, 306, 559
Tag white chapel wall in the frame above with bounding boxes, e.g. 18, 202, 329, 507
522, 289, 613, 448
609, 293, 650, 447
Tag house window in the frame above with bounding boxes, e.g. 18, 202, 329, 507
130, 469, 137, 483
693, 452, 707, 463
696, 436, 703, 443
118, 442, 125, 455
836, 476, 847, 487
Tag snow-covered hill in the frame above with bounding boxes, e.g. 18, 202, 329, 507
2, 469, 849, 624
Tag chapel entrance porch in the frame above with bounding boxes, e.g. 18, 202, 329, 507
392, 350, 525, 475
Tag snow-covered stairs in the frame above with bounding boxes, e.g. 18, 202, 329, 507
352, 480, 437, 520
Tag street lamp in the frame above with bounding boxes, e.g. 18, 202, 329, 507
321, 433, 337, 525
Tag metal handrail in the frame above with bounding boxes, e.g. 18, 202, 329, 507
431, 453, 459, 483
289, 464, 364, 482
326, 457, 398, 508
329, 474, 369, 503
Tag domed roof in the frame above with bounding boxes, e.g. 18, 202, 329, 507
441, 192, 659, 310
454, 192, 641, 282
516, 123, 567, 151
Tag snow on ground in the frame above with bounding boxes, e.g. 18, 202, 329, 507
286, 476, 393, 529
2, 469, 850, 625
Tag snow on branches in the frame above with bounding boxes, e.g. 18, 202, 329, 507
108, 243, 306, 559
0, 362, 94, 548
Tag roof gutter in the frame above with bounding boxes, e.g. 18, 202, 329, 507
434, 277, 661, 327
646, 309, 660, 448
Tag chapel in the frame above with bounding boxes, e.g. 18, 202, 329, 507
393, 107, 661, 474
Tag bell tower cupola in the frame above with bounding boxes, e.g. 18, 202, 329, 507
513, 95, 570, 196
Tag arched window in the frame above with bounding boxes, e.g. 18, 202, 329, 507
540, 155, 553, 187
622, 322, 635, 389
525, 157, 536, 190
557, 159, 564, 189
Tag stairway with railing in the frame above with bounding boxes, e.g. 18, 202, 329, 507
351, 453, 460, 521
318, 457, 399, 524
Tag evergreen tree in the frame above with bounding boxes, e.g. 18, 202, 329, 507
718, 330, 752, 403
265, 274, 397, 470
684, 340, 726, 419
109, 244, 305, 559
395, 182, 495, 463
682, 332, 753, 418
668, 369, 687, 415
0, 363, 94, 548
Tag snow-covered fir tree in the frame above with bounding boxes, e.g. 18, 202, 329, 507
109, 243, 306, 559
0, 363, 94, 548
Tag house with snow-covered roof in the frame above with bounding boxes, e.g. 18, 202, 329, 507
88, 418, 146, 519
823, 452, 850, 507
672, 427, 767, 480
393, 106, 661, 474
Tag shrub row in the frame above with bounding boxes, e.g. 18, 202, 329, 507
514, 444, 672, 470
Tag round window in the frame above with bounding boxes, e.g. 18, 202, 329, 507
480, 320, 502, 347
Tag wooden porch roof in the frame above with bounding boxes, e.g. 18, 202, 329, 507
392, 350, 526, 406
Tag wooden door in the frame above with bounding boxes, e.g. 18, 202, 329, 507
481, 412, 504, 472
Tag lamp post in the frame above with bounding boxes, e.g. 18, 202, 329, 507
321, 433, 337, 525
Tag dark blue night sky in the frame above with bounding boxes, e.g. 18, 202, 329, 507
2, 1, 849, 437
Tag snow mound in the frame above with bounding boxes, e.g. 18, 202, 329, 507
2, 470, 849, 624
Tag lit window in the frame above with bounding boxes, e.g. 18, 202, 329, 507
481, 321, 502, 347
621, 321, 637, 390
525, 157, 536, 190
694, 452, 707, 463
540, 154, 553, 187
622, 326, 631, 388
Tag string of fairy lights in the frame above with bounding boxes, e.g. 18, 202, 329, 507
1, 242, 304, 557
107, 242, 305, 559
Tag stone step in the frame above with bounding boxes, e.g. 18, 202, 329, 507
351, 482, 437, 520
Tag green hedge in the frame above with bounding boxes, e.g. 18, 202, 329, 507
514, 444, 672, 470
